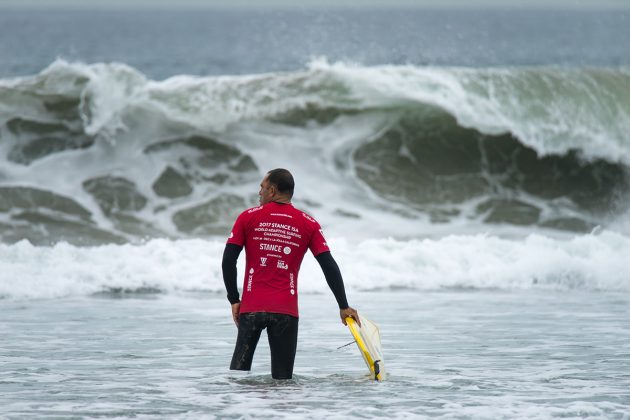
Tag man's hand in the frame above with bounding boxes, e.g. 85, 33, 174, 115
340, 306, 360, 327
231, 302, 241, 327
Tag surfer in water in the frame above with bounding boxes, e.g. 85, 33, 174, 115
222, 168, 360, 379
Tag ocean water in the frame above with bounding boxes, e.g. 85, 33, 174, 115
2, 290, 630, 419
1, 8, 630, 419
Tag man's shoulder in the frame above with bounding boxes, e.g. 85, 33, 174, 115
245, 205, 265, 214
237, 203, 321, 226
292, 207, 320, 226
238, 205, 265, 218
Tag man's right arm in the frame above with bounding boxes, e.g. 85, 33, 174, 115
222, 243, 243, 304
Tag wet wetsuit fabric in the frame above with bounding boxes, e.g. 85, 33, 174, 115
314, 251, 349, 309
222, 243, 242, 304
230, 312, 298, 380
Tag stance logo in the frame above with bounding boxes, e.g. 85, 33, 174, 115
260, 243, 283, 252
283, 246, 291, 255
260, 257, 267, 267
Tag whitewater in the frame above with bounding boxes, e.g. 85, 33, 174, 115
2, 8, 630, 420
1, 232, 630, 299
1, 59, 630, 245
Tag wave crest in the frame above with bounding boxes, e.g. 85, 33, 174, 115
3, 59, 629, 162
1, 60, 629, 244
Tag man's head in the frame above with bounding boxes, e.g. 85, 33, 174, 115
259, 168, 294, 205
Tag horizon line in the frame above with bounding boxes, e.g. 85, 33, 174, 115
0, 0, 629, 11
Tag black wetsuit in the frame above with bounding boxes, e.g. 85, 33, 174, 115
222, 244, 349, 379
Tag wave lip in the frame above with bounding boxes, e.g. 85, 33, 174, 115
1, 59, 630, 245
4, 59, 630, 163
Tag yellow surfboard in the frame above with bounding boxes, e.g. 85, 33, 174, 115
346, 315, 386, 381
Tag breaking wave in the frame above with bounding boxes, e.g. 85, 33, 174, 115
1, 59, 629, 245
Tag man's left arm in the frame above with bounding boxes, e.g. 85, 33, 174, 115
315, 251, 360, 327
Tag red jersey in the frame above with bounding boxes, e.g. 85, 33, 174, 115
226, 202, 330, 317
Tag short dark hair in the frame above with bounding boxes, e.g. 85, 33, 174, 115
267, 168, 294, 198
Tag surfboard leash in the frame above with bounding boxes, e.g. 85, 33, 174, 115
336, 340, 357, 350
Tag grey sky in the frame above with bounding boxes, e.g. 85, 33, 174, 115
0, 0, 629, 9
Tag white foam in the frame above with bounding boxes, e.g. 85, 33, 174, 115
1, 231, 628, 300
1, 59, 629, 242
4, 59, 629, 163
310, 60, 630, 164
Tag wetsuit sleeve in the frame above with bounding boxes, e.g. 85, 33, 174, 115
315, 251, 349, 309
222, 243, 243, 304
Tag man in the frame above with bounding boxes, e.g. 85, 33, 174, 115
222, 168, 360, 380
